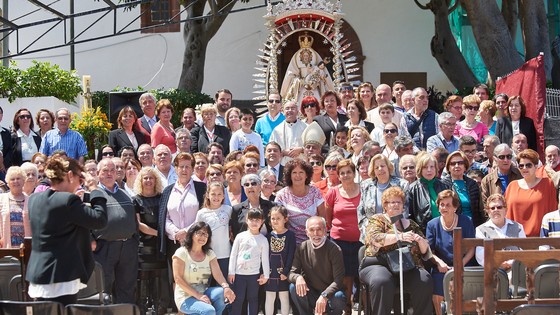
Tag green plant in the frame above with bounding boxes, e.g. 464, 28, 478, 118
0, 60, 82, 103
152, 88, 212, 127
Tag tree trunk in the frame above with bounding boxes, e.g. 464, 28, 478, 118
519, 0, 552, 79
429, 0, 479, 89
461, 0, 524, 79
501, 0, 518, 40
177, 0, 238, 92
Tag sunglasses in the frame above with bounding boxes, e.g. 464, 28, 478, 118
450, 160, 465, 166
245, 163, 259, 168
518, 163, 534, 169
310, 161, 323, 167
102, 152, 114, 157
268, 99, 282, 104
489, 205, 505, 210
303, 103, 317, 109
243, 181, 259, 187
465, 106, 479, 111
324, 165, 337, 171
19, 115, 32, 119
384, 129, 398, 134
496, 154, 513, 160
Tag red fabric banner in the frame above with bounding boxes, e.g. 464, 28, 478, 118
495, 54, 547, 159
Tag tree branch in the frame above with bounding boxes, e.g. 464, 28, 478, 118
414, 0, 431, 10
448, 0, 460, 13
208, 0, 218, 15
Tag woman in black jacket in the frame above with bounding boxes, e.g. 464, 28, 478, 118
495, 96, 537, 151
11, 108, 41, 166
407, 153, 451, 233
26, 156, 107, 306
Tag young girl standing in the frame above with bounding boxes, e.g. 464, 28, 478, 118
195, 182, 233, 282
265, 206, 296, 315
228, 208, 270, 315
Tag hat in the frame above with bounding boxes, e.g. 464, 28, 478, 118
302, 122, 326, 146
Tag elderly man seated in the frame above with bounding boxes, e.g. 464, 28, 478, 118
289, 216, 346, 315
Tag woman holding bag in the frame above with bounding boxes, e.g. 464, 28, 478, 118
359, 186, 433, 315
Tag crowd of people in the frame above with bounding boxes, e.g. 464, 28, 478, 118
1, 82, 560, 315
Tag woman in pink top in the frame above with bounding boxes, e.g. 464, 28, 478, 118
151, 99, 177, 154
325, 159, 361, 314
454, 94, 489, 143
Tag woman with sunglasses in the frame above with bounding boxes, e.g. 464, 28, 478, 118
230, 173, 275, 239
454, 94, 489, 143
475, 194, 525, 266
505, 149, 557, 237
380, 123, 399, 161
441, 151, 483, 227
357, 154, 409, 240
313, 153, 344, 199
300, 96, 320, 125
11, 108, 41, 166
98, 144, 115, 161
276, 159, 325, 245
309, 154, 325, 186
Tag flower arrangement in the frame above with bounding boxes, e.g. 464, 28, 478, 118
70, 106, 112, 159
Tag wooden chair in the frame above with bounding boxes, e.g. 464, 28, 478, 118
480, 236, 560, 314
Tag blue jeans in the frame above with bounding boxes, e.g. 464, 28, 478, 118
289, 283, 346, 315
180, 286, 226, 315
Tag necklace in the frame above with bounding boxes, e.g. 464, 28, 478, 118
441, 214, 458, 231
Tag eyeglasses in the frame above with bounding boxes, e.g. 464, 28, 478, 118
496, 154, 513, 160
324, 165, 337, 171
57, 116, 70, 121
268, 99, 282, 104
489, 205, 505, 210
450, 160, 465, 166
310, 161, 323, 167
441, 122, 456, 127
465, 106, 479, 111
263, 179, 277, 185
243, 181, 259, 187
303, 103, 317, 109
102, 152, 114, 157
402, 165, 415, 170
384, 129, 398, 134
194, 230, 209, 237
462, 149, 477, 155
208, 172, 222, 176
245, 163, 258, 168
19, 115, 32, 120
518, 162, 533, 169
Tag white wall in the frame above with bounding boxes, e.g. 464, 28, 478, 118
7, 0, 454, 101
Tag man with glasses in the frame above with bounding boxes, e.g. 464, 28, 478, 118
403, 87, 439, 150
459, 135, 488, 175
40, 108, 88, 164
269, 100, 306, 165
175, 128, 192, 154
480, 143, 521, 210
255, 93, 286, 146
427, 112, 460, 153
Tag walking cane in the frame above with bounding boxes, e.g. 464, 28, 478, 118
390, 213, 405, 315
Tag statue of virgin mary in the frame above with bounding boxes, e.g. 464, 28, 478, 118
280, 32, 335, 104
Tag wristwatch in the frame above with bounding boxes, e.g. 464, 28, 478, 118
321, 292, 328, 299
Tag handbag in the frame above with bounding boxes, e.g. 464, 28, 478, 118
381, 245, 416, 274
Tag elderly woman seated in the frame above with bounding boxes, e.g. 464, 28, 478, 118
359, 186, 433, 315
475, 193, 526, 267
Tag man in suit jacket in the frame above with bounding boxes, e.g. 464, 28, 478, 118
190, 104, 231, 156
259, 141, 284, 183
0, 106, 13, 168
135, 92, 158, 143
313, 113, 348, 154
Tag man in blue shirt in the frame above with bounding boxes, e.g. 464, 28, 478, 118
255, 93, 285, 146
40, 108, 87, 164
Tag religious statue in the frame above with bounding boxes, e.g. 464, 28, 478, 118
280, 32, 335, 104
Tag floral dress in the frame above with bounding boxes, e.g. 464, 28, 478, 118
275, 186, 324, 244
